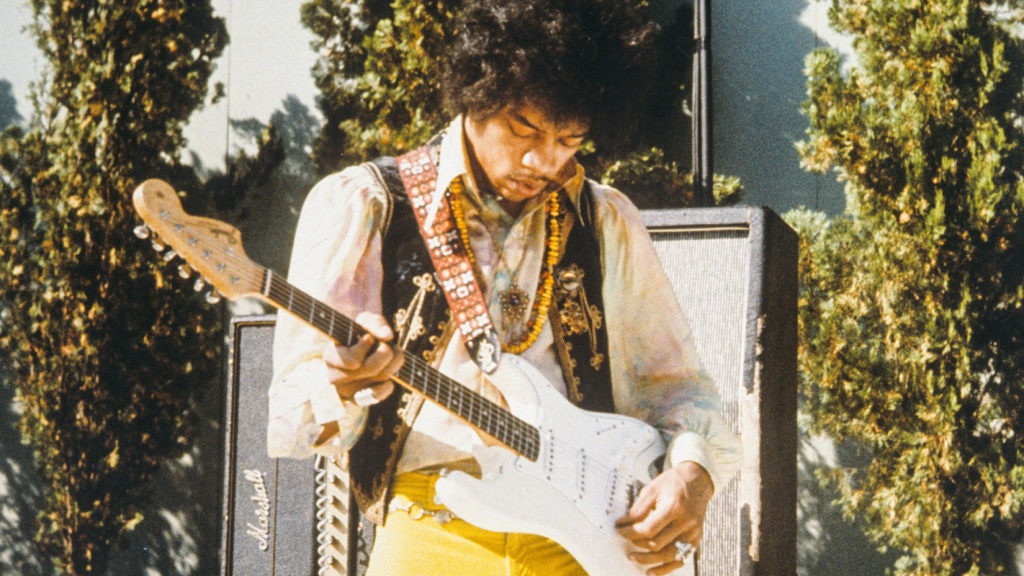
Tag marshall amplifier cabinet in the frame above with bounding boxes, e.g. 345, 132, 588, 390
222, 315, 318, 576
223, 205, 798, 576
643, 206, 798, 575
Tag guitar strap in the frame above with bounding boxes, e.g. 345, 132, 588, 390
394, 145, 503, 374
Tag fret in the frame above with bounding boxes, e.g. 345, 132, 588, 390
499, 416, 512, 448
332, 315, 354, 346
494, 415, 506, 447
308, 299, 319, 327
462, 391, 475, 427
409, 361, 428, 394
308, 302, 319, 326
261, 268, 272, 296
428, 368, 442, 409
447, 384, 459, 415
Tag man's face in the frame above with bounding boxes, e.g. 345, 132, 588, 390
464, 101, 588, 210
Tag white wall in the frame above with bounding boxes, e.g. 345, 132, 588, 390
182, 0, 321, 171
713, 0, 847, 215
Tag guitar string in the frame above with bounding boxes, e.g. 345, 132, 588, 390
265, 278, 635, 479
173, 229, 645, 481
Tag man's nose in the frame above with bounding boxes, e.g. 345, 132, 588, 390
522, 140, 559, 175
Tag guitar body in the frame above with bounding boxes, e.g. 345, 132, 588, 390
435, 354, 665, 576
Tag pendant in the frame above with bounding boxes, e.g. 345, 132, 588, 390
500, 281, 529, 327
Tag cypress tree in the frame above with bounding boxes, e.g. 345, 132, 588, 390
795, 1, 1024, 573
0, 1, 227, 572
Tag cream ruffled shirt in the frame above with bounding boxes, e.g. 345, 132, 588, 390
268, 117, 741, 491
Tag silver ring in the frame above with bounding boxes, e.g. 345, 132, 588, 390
673, 541, 693, 562
352, 387, 380, 407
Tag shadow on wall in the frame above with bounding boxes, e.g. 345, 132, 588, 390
797, 424, 900, 575
713, 0, 845, 215
103, 375, 227, 576
0, 377, 55, 576
234, 94, 320, 278
0, 79, 21, 130
189, 94, 320, 280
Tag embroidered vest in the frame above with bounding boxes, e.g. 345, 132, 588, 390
347, 151, 614, 524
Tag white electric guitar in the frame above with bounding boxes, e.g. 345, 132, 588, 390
133, 179, 686, 576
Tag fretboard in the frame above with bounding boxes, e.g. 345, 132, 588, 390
262, 269, 540, 460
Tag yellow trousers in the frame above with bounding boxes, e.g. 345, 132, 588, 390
366, 473, 588, 576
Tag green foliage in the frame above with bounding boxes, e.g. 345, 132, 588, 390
600, 147, 743, 208
301, 0, 456, 173
796, 1, 1024, 573
0, 1, 227, 573
300, 0, 726, 208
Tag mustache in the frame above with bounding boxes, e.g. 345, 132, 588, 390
510, 173, 553, 187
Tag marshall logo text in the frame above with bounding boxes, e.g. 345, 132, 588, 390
243, 468, 271, 550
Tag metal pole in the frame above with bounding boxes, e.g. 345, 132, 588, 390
692, 0, 713, 206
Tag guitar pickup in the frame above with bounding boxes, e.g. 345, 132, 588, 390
627, 480, 644, 509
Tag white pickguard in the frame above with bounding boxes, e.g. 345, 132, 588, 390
433, 355, 690, 576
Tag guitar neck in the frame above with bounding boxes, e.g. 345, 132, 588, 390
261, 269, 539, 461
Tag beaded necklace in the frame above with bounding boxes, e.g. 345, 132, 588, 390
449, 176, 561, 354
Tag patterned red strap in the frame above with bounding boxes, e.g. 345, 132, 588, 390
396, 146, 502, 374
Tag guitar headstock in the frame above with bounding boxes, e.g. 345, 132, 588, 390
132, 179, 263, 301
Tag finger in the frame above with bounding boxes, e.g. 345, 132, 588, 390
629, 540, 696, 574
334, 334, 378, 371
649, 560, 686, 576
330, 346, 403, 401
623, 518, 688, 552
616, 484, 659, 529
358, 340, 399, 377
629, 544, 679, 566
354, 311, 394, 341
628, 504, 675, 543
623, 508, 703, 552
617, 493, 673, 542
335, 375, 394, 400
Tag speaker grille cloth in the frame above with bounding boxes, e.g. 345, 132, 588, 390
650, 228, 750, 576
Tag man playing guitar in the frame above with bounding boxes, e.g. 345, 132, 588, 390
268, 1, 742, 574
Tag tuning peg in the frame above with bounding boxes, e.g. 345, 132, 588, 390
162, 249, 177, 262
151, 238, 167, 252
134, 225, 151, 239
177, 264, 192, 279
193, 277, 206, 292
205, 290, 222, 304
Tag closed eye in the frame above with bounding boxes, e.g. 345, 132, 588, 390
508, 115, 536, 139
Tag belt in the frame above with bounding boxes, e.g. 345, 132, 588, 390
388, 494, 457, 525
